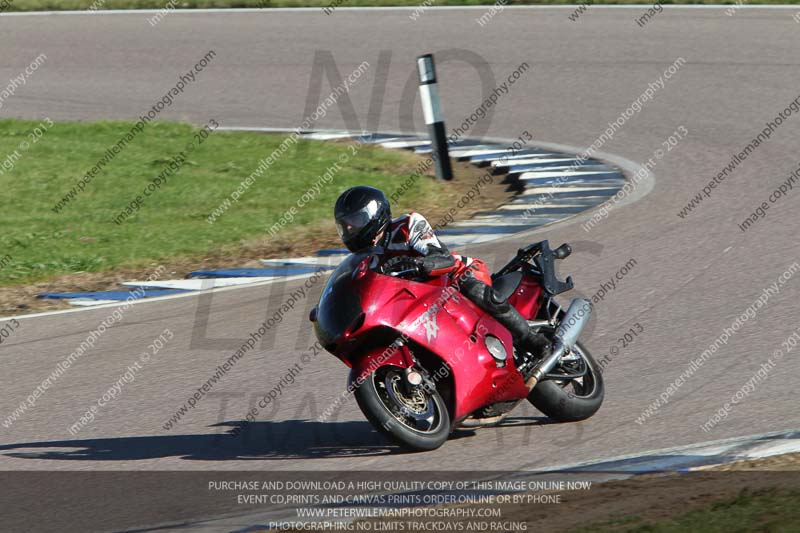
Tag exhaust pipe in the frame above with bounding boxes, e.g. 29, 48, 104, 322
526, 298, 591, 390
464, 299, 592, 426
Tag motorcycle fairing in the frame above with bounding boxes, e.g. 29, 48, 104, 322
350, 276, 530, 421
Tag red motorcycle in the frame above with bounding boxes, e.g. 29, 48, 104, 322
311, 240, 604, 451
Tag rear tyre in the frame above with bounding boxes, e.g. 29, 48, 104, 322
528, 342, 604, 422
354, 366, 450, 451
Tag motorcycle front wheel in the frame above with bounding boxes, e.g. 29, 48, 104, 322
354, 365, 450, 452
528, 341, 604, 422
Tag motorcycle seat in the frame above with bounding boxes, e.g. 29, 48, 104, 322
492, 271, 523, 301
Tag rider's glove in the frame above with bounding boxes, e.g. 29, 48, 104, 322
383, 256, 422, 276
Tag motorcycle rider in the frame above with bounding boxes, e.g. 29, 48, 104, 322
334, 186, 548, 355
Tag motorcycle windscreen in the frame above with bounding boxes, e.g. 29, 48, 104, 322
314, 252, 366, 349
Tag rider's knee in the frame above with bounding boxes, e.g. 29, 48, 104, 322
459, 277, 509, 314
487, 287, 511, 313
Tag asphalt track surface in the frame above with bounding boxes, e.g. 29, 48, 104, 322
1, 5, 800, 528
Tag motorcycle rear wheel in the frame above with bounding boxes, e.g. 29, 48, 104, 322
355, 366, 450, 452
527, 342, 604, 422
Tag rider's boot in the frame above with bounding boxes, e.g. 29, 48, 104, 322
459, 277, 550, 356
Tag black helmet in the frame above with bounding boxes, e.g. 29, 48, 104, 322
334, 186, 392, 252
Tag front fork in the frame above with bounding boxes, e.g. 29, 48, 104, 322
397, 341, 441, 396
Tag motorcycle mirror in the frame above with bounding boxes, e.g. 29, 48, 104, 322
554, 243, 572, 260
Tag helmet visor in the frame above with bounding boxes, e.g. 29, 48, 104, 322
335, 200, 380, 243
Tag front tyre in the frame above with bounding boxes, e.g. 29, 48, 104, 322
528, 342, 604, 422
354, 366, 450, 451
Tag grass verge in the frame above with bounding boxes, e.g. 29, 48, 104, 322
572, 488, 800, 532
0, 0, 794, 11
0, 118, 510, 313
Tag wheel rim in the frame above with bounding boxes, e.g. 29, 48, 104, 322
554, 343, 598, 398
374, 367, 443, 434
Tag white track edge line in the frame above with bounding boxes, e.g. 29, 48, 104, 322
3, 273, 315, 322
534, 428, 800, 473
